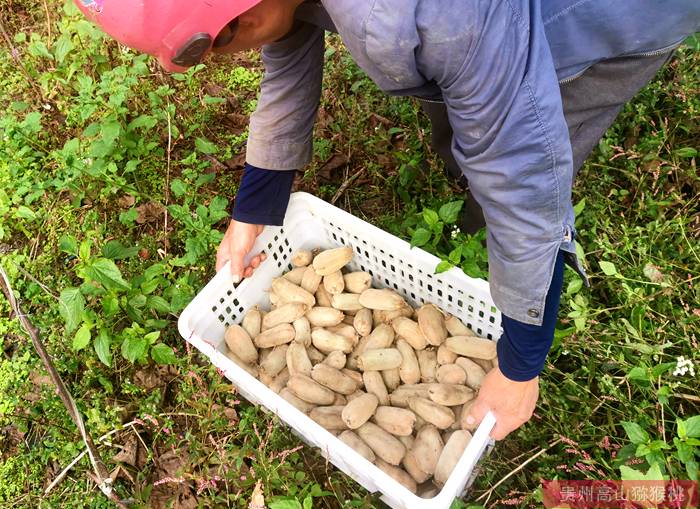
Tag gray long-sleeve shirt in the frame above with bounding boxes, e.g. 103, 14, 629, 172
245, 0, 700, 325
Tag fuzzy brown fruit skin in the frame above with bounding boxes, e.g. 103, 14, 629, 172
314, 284, 333, 307
312, 246, 353, 276
436, 363, 467, 385
287, 374, 336, 405
279, 388, 316, 413
402, 450, 431, 484
358, 348, 403, 371
374, 458, 417, 494
262, 302, 309, 329
339, 430, 376, 462
341, 392, 379, 429
417, 348, 438, 383
323, 270, 345, 295
454, 356, 487, 389
412, 425, 444, 475
271, 278, 316, 307
291, 249, 313, 267
305, 306, 344, 327
311, 363, 358, 395
260, 344, 288, 377
356, 422, 406, 466
388, 384, 432, 408
310, 406, 348, 430
286, 342, 312, 377
373, 406, 416, 436
292, 317, 311, 346
359, 289, 407, 311
363, 323, 395, 351
300, 266, 323, 294
224, 324, 258, 364
417, 304, 447, 346
343, 272, 372, 294
391, 317, 428, 350
254, 323, 296, 348
353, 308, 373, 337
331, 293, 364, 311
445, 336, 497, 360
397, 339, 421, 385
311, 328, 355, 354
362, 371, 390, 406
437, 344, 458, 365
341, 368, 364, 388
408, 397, 455, 429
326, 324, 358, 343
428, 383, 474, 406
283, 267, 307, 285
381, 368, 402, 391
434, 430, 472, 486
269, 368, 290, 393
241, 308, 262, 339
323, 350, 347, 370
373, 306, 413, 326
444, 315, 473, 336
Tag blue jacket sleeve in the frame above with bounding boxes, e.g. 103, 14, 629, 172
497, 250, 565, 381
231, 163, 296, 226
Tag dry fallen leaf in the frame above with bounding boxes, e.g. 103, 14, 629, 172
249, 480, 266, 509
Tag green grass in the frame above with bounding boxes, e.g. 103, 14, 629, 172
0, 2, 698, 508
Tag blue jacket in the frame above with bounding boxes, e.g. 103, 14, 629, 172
243, 0, 700, 327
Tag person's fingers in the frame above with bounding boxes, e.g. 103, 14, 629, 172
243, 266, 254, 278
215, 244, 229, 272
249, 255, 261, 269
490, 419, 514, 441
465, 397, 489, 430
229, 246, 247, 283
259, 253, 267, 262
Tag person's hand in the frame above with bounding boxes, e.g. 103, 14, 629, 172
465, 366, 539, 440
216, 219, 266, 283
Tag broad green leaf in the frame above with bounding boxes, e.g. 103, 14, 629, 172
59, 288, 85, 333
573, 198, 586, 216
599, 260, 617, 276
79, 240, 91, 260
566, 277, 583, 295
151, 343, 177, 364
14, 206, 36, 220
121, 336, 147, 363
422, 209, 440, 227
686, 460, 698, 481
59, 235, 78, 255
195, 137, 218, 154
94, 330, 112, 367
435, 260, 453, 274
269, 500, 302, 509
621, 421, 650, 444
171, 178, 187, 197
84, 258, 131, 291
147, 296, 171, 314
649, 362, 675, 378
438, 200, 463, 224
302, 496, 313, 509
53, 35, 73, 64
72, 324, 91, 351
684, 415, 700, 438
627, 366, 648, 381
410, 228, 431, 247
102, 240, 139, 260
674, 147, 697, 158
448, 246, 462, 264
102, 295, 120, 316
144, 331, 161, 343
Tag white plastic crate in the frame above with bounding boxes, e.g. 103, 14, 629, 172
178, 192, 500, 508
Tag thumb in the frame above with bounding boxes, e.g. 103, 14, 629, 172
465, 397, 489, 430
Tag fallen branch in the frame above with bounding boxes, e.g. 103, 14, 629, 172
0, 265, 130, 508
